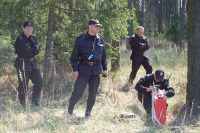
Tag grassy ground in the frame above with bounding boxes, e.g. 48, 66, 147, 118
0, 46, 199, 133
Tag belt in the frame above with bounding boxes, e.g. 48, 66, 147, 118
18, 57, 34, 62
82, 60, 99, 66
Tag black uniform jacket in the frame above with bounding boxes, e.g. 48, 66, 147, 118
14, 33, 40, 71
70, 32, 107, 75
130, 34, 150, 62
135, 74, 175, 97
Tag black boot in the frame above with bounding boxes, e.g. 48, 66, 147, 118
85, 111, 91, 118
85, 108, 92, 118
68, 105, 74, 115
18, 93, 26, 106
32, 97, 40, 106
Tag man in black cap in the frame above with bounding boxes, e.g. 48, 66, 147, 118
135, 69, 175, 115
68, 19, 107, 118
14, 21, 42, 107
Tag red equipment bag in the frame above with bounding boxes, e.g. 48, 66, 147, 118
154, 97, 167, 125
152, 89, 167, 127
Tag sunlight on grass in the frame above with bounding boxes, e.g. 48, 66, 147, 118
0, 46, 190, 132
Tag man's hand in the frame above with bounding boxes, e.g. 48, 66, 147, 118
146, 86, 154, 92
102, 70, 108, 77
73, 71, 79, 81
35, 45, 39, 50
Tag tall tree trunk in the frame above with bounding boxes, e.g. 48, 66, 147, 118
141, 0, 145, 26
43, 8, 55, 87
132, 0, 136, 6
127, 0, 134, 50
111, 40, 120, 72
186, 0, 200, 116
128, 0, 133, 36
157, 0, 163, 33
179, 0, 186, 48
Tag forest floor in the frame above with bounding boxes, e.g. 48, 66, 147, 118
0, 46, 199, 133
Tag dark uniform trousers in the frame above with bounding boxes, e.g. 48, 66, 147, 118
68, 73, 100, 114
129, 56, 152, 84
142, 92, 152, 115
16, 67, 42, 105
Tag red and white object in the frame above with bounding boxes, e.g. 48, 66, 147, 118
152, 88, 167, 127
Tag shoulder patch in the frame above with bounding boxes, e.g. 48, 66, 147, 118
98, 34, 104, 38
19, 36, 23, 40
142, 35, 147, 39
131, 35, 135, 37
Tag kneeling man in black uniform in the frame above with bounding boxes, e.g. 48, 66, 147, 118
135, 69, 175, 115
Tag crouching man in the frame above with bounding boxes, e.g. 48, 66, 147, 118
135, 69, 175, 115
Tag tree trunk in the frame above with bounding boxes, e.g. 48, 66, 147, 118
179, 0, 186, 48
128, 0, 133, 36
186, 0, 200, 116
111, 40, 120, 72
141, 0, 145, 26
157, 0, 163, 33
43, 8, 55, 87
127, 0, 134, 50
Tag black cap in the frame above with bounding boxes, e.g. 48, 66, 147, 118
88, 19, 102, 26
23, 21, 33, 28
155, 69, 164, 81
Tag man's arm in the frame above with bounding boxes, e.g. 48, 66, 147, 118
162, 79, 175, 97
70, 38, 80, 72
130, 36, 150, 53
135, 78, 148, 92
15, 37, 39, 58
101, 46, 107, 71
29, 36, 39, 55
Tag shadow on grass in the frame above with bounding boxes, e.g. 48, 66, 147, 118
167, 104, 200, 132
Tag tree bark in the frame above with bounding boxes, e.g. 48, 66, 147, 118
111, 40, 120, 72
141, 0, 145, 26
43, 8, 55, 87
128, 0, 133, 36
186, 0, 200, 116
179, 0, 186, 48
157, 0, 163, 33
127, 0, 134, 50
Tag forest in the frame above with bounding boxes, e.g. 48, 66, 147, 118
0, 0, 200, 132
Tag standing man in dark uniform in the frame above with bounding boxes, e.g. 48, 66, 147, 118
123, 26, 152, 92
135, 69, 175, 115
14, 21, 42, 107
68, 19, 107, 118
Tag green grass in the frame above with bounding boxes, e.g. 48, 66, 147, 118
0, 46, 195, 133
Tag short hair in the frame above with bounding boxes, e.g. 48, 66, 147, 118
136, 26, 144, 31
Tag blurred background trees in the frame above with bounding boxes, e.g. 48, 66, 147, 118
0, 0, 186, 77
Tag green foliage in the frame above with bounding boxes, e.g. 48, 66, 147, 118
132, 8, 139, 31
97, 0, 136, 61
0, 0, 138, 70
98, 0, 130, 42
165, 20, 180, 43
0, 37, 16, 69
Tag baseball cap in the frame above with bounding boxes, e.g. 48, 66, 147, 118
155, 69, 164, 81
88, 19, 102, 26
23, 21, 33, 28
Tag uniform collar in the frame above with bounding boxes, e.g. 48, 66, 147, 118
85, 32, 100, 39
21, 32, 30, 39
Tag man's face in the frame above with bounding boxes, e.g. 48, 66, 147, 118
23, 26, 33, 36
154, 74, 162, 82
89, 25, 101, 34
136, 28, 144, 37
